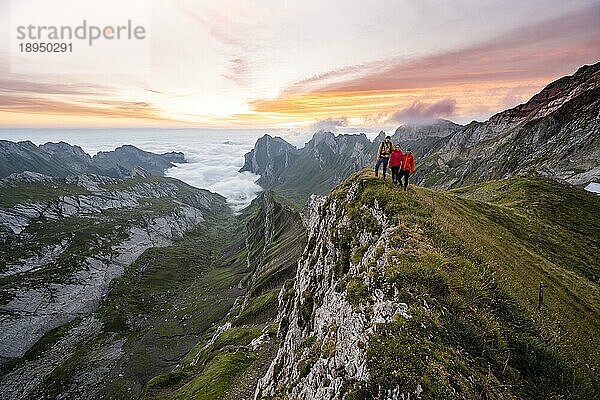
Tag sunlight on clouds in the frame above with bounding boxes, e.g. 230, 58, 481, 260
1, 1, 599, 128
247, 79, 552, 125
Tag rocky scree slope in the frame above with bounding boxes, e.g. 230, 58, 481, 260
0, 140, 185, 179
0, 172, 226, 375
0, 186, 306, 400
255, 170, 599, 399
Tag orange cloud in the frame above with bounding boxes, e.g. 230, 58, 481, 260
0, 94, 179, 126
250, 4, 600, 124
250, 79, 551, 124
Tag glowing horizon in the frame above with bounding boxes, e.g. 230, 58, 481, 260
1, 0, 599, 130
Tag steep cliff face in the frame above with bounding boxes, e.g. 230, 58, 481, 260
0, 172, 226, 365
414, 62, 600, 188
256, 171, 599, 399
240, 132, 378, 204
240, 191, 307, 300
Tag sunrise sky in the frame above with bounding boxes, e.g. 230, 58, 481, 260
0, 0, 599, 130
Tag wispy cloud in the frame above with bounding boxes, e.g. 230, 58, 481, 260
0, 94, 174, 122
286, 3, 600, 94
224, 58, 252, 86
311, 117, 348, 132
176, 1, 266, 87
248, 3, 600, 125
389, 99, 456, 125
0, 78, 111, 96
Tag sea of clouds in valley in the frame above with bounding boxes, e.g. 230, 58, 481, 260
1, 128, 598, 206
0, 129, 600, 205
0, 129, 317, 210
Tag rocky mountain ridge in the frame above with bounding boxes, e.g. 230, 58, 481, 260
256, 171, 600, 399
241, 63, 600, 203
0, 172, 226, 366
0, 140, 185, 179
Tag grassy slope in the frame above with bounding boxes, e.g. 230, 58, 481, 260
0, 176, 235, 397
0, 181, 89, 208
15, 201, 240, 399
328, 171, 598, 399
137, 192, 306, 400
438, 177, 600, 380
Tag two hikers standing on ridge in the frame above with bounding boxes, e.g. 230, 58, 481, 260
375, 135, 414, 191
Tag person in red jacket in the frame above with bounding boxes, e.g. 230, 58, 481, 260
400, 148, 415, 191
389, 145, 403, 185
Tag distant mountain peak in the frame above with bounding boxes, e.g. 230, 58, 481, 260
0, 141, 185, 179
239, 133, 299, 178
307, 130, 336, 148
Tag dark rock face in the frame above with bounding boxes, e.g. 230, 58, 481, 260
91, 145, 179, 178
158, 151, 186, 164
38, 142, 93, 174
0, 141, 186, 179
240, 134, 299, 180
0, 141, 76, 178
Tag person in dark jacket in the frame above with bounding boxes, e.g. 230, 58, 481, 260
400, 148, 415, 191
389, 145, 403, 185
375, 136, 393, 178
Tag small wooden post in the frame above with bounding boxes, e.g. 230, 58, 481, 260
538, 281, 544, 310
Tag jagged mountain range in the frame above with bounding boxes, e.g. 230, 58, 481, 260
241, 131, 376, 204
0, 140, 186, 179
241, 62, 600, 203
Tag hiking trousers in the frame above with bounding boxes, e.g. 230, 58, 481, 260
400, 170, 410, 190
391, 166, 400, 183
375, 157, 389, 177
